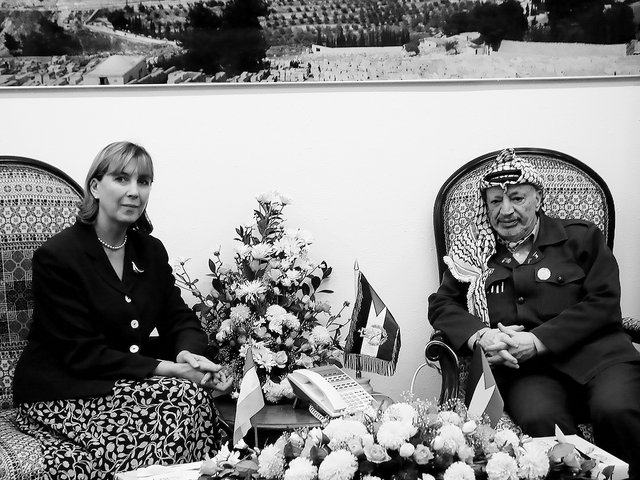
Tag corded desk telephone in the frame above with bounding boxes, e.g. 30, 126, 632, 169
287, 364, 375, 417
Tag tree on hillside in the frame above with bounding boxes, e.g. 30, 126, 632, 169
173, 0, 268, 75
544, 0, 635, 43
442, 0, 527, 49
20, 17, 82, 56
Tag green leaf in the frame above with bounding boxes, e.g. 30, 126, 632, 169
234, 459, 259, 475
311, 276, 321, 290
318, 289, 334, 294
602, 465, 615, 480
208, 259, 217, 273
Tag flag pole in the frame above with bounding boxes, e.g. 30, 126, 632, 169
354, 260, 362, 379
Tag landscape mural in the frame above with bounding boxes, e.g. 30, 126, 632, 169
0, 0, 639, 86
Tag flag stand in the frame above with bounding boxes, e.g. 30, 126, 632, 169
354, 356, 374, 393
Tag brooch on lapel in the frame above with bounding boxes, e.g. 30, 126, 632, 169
132, 261, 145, 274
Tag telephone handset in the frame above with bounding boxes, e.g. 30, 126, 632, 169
287, 365, 375, 417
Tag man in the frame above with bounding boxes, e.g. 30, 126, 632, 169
428, 148, 640, 479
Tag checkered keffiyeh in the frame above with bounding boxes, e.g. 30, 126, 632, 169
443, 148, 544, 325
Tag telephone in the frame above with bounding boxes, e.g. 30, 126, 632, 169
287, 365, 375, 417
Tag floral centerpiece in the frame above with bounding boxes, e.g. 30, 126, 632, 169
198, 397, 608, 480
173, 191, 349, 402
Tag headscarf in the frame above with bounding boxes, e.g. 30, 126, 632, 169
443, 148, 544, 325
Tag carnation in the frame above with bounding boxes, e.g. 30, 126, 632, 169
317, 450, 358, 480
376, 420, 414, 450
495, 429, 520, 451
251, 243, 273, 260
439, 410, 462, 426
323, 419, 368, 447
438, 424, 466, 454
518, 442, 550, 480
486, 452, 519, 480
236, 280, 267, 302
382, 402, 418, 424
284, 457, 317, 480
443, 461, 475, 480
257, 445, 286, 480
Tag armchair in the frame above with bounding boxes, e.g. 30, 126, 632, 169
0, 156, 83, 479
425, 147, 639, 431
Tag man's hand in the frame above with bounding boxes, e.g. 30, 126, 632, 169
481, 323, 525, 369
496, 324, 538, 362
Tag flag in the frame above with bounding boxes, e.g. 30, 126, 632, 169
233, 345, 265, 446
465, 346, 504, 427
344, 265, 401, 376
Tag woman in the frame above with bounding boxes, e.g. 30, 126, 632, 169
13, 141, 232, 479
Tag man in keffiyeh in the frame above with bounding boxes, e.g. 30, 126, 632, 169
429, 148, 640, 480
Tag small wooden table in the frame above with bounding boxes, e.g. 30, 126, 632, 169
214, 396, 322, 446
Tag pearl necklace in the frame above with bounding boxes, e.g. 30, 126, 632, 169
97, 234, 127, 250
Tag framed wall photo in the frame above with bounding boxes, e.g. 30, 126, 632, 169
0, 0, 639, 87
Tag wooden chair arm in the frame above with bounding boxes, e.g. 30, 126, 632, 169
425, 330, 460, 404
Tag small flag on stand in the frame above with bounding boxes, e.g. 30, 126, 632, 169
344, 263, 401, 376
233, 345, 265, 446
465, 346, 504, 427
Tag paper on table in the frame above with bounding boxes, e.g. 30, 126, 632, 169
534, 426, 628, 480
115, 461, 202, 480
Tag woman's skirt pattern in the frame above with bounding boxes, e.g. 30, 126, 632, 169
15, 376, 221, 480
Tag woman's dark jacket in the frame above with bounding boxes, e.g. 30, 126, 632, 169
13, 221, 207, 403
429, 212, 639, 384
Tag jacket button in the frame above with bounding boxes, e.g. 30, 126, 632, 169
129, 345, 139, 353
130, 320, 139, 329
125, 295, 132, 303
557, 276, 564, 283
517, 297, 525, 304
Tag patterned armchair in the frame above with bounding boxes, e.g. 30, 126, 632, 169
0, 156, 83, 479
425, 147, 640, 433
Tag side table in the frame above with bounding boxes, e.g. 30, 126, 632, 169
214, 396, 322, 446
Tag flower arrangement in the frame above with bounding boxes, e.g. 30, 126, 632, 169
198, 396, 612, 480
198, 397, 561, 480
173, 191, 349, 402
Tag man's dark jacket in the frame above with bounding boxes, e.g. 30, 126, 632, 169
13, 221, 207, 403
429, 212, 639, 384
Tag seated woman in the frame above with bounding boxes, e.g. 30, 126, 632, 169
13, 141, 233, 479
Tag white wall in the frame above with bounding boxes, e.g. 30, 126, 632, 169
2, 77, 639, 402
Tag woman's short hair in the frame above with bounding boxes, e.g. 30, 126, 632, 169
77, 141, 154, 233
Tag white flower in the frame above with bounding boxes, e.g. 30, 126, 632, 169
518, 441, 550, 480
376, 420, 414, 450
251, 243, 273, 261
486, 452, 519, 480
275, 350, 288, 367
263, 379, 286, 403
236, 280, 266, 302
438, 423, 466, 454
462, 420, 477, 434
268, 316, 284, 335
283, 312, 300, 330
233, 241, 251, 258
381, 403, 418, 436
295, 353, 314, 369
230, 304, 251, 322
362, 476, 383, 480
257, 444, 286, 479
439, 410, 462, 426
311, 325, 332, 345
399, 443, 415, 458
251, 344, 277, 371
495, 429, 520, 451
266, 304, 287, 317
284, 456, 317, 480
308, 427, 323, 445
317, 450, 358, 480
443, 461, 475, 480
323, 418, 368, 445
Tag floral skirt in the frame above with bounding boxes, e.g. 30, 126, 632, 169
15, 376, 222, 480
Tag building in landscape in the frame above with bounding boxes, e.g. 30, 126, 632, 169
82, 55, 147, 85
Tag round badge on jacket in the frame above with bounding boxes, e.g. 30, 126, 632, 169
537, 267, 551, 281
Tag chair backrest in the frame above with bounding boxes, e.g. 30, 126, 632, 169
434, 147, 615, 280
0, 156, 82, 409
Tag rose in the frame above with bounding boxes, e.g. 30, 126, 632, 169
364, 444, 391, 463
347, 438, 364, 457
413, 444, 434, 465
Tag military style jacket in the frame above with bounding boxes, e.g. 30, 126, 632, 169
13, 221, 207, 403
428, 212, 639, 384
